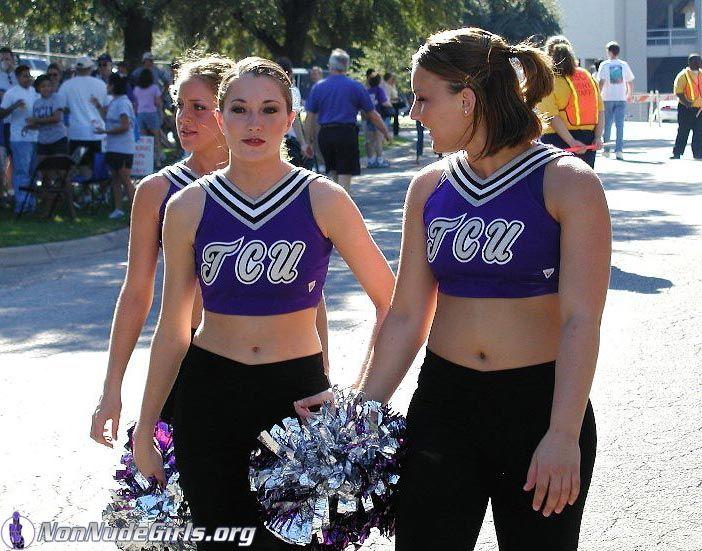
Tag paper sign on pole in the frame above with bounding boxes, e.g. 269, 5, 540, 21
132, 136, 155, 177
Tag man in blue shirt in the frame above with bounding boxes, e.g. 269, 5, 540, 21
306, 48, 390, 193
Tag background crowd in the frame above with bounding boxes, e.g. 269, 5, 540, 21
0, 34, 699, 223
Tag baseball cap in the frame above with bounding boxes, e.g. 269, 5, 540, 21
142, 52, 155, 61
75, 56, 94, 69
97, 53, 112, 63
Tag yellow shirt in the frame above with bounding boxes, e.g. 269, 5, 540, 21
674, 69, 702, 108
538, 72, 604, 133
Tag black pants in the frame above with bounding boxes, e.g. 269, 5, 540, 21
392, 101, 405, 137
541, 130, 596, 168
396, 350, 597, 551
673, 103, 702, 158
172, 344, 330, 550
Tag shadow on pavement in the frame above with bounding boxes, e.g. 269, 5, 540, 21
610, 265, 673, 294
610, 209, 697, 241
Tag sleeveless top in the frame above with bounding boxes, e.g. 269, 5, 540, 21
194, 167, 333, 316
157, 161, 199, 246
424, 143, 570, 299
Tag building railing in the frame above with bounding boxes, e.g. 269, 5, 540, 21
647, 28, 699, 46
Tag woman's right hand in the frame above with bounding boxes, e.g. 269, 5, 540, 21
90, 390, 122, 447
132, 424, 167, 488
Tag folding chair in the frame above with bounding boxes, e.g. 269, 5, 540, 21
16, 155, 76, 219
71, 151, 111, 213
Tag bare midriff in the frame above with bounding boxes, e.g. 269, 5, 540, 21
192, 306, 321, 365
427, 293, 560, 371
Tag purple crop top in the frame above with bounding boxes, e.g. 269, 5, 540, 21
194, 167, 333, 316
158, 161, 199, 247
424, 143, 570, 299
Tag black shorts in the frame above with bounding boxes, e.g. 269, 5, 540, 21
37, 137, 69, 156
105, 152, 133, 172
318, 123, 360, 175
69, 139, 102, 166
173, 343, 329, 549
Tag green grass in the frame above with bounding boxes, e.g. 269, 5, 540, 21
358, 132, 411, 156
0, 205, 129, 248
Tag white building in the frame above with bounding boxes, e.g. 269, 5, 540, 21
556, 0, 702, 93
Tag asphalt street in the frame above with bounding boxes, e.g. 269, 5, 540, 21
0, 122, 700, 550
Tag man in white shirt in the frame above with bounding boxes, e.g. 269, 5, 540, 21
0, 65, 39, 213
0, 46, 17, 201
597, 41, 635, 160
58, 55, 107, 165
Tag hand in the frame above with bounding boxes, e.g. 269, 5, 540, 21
567, 139, 588, 154
133, 423, 167, 488
523, 429, 581, 517
593, 137, 604, 150
293, 388, 334, 419
302, 143, 314, 159
90, 390, 122, 447
93, 127, 106, 134
383, 131, 391, 143
13, 99, 25, 110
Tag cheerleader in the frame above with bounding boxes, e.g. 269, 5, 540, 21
90, 55, 235, 444
299, 27, 611, 551
132, 57, 394, 549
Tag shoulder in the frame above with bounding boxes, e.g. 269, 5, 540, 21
406, 159, 446, 210
165, 181, 206, 227
308, 174, 348, 211
134, 173, 171, 208
543, 155, 605, 217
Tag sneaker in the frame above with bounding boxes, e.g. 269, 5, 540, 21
109, 209, 125, 219
670, 154, 680, 159
615, 152, 624, 160
377, 158, 390, 168
602, 150, 610, 158
367, 158, 378, 169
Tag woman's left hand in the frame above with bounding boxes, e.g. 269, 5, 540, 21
293, 388, 334, 419
523, 429, 581, 517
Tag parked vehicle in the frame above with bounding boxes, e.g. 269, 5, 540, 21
659, 99, 678, 123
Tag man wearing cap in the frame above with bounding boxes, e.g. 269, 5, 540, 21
58, 55, 107, 163
671, 53, 702, 160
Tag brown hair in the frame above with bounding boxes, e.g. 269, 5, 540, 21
217, 57, 293, 113
412, 27, 554, 157
171, 53, 237, 102
550, 43, 577, 77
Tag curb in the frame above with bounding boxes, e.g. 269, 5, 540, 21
0, 227, 129, 268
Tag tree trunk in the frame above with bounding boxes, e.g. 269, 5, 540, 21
122, 9, 153, 71
281, 0, 318, 65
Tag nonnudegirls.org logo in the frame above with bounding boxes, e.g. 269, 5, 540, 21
1, 511, 35, 549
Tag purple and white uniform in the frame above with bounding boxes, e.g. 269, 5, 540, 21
424, 143, 570, 298
157, 161, 199, 246
194, 167, 332, 316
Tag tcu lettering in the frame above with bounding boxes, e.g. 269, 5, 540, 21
427, 215, 525, 265
201, 238, 307, 285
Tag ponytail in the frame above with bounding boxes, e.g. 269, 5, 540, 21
509, 43, 554, 108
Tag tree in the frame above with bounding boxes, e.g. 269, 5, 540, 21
0, 0, 173, 69
167, 0, 461, 66
462, 0, 561, 43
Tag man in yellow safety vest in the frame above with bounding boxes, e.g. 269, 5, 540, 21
671, 53, 702, 159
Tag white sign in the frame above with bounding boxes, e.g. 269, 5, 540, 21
132, 136, 155, 176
